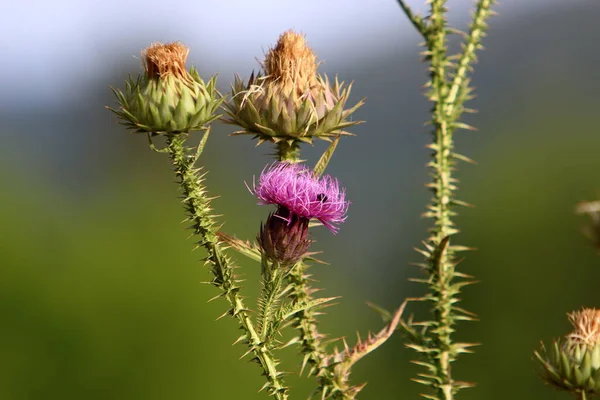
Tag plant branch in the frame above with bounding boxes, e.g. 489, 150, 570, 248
445, 0, 496, 121
275, 142, 356, 399
396, 0, 428, 38
398, 1, 495, 399
287, 262, 329, 376
165, 131, 289, 400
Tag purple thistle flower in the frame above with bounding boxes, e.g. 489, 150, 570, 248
252, 162, 349, 234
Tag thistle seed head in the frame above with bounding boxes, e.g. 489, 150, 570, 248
535, 308, 600, 396
143, 42, 191, 81
263, 30, 318, 97
567, 308, 600, 347
109, 42, 222, 134
223, 30, 364, 145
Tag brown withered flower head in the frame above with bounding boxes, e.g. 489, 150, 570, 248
223, 30, 363, 147
109, 42, 222, 134
535, 308, 600, 397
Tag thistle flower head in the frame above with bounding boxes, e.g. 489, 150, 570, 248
143, 42, 191, 81
109, 42, 222, 134
535, 308, 600, 396
567, 308, 600, 348
252, 162, 349, 233
263, 30, 318, 97
223, 30, 363, 146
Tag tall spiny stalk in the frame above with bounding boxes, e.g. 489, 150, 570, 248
396, 1, 495, 399
276, 146, 330, 380
276, 142, 356, 399
164, 131, 289, 400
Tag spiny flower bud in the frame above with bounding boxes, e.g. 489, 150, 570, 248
535, 308, 600, 396
224, 30, 363, 146
109, 42, 222, 134
259, 206, 311, 265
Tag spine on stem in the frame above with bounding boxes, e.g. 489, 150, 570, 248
167, 133, 289, 400
395, 1, 495, 398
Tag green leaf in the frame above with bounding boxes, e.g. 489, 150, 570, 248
313, 135, 341, 177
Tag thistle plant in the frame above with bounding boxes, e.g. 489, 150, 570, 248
109, 32, 405, 400
108, 1, 500, 398
109, 42, 221, 133
536, 309, 600, 400
533, 200, 600, 399
253, 162, 349, 264
393, 1, 495, 399
223, 30, 363, 161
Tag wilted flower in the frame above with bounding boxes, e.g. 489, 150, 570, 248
109, 42, 222, 134
252, 162, 349, 233
535, 308, 600, 396
223, 30, 363, 145
252, 162, 349, 265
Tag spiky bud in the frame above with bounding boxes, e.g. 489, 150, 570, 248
109, 42, 222, 134
223, 30, 363, 146
536, 308, 600, 396
259, 206, 311, 265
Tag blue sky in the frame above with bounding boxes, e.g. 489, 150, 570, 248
1, 0, 561, 107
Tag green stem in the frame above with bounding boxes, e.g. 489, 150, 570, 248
288, 263, 328, 373
276, 140, 301, 162
396, 0, 428, 38
445, 0, 496, 121
275, 142, 354, 399
426, 2, 456, 398
289, 263, 356, 400
397, 0, 495, 398
258, 258, 286, 341
165, 132, 289, 400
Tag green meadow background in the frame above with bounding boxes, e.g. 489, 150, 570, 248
2, 2, 599, 399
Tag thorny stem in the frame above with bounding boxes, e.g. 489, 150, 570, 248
276, 142, 354, 399
276, 140, 302, 163
258, 258, 286, 341
397, 0, 495, 398
396, 0, 428, 38
445, 0, 496, 120
166, 132, 288, 400
288, 263, 355, 399
426, 1, 456, 398
288, 263, 328, 373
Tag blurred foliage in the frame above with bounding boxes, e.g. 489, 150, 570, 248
1, 2, 600, 399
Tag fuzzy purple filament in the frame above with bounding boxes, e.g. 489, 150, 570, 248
252, 162, 349, 233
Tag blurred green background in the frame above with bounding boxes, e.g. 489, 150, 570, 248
2, 1, 599, 399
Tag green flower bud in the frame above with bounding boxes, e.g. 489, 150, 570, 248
536, 308, 600, 396
223, 30, 363, 145
109, 42, 222, 134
